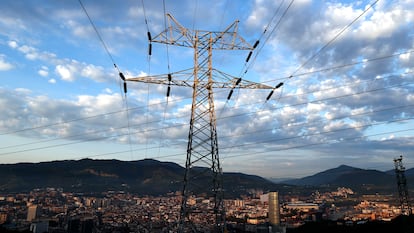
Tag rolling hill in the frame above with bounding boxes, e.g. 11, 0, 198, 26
282, 164, 414, 193
1, 159, 412, 196
0, 159, 279, 196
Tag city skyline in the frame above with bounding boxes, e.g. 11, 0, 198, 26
0, 0, 414, 178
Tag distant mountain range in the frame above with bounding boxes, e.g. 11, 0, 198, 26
0, 159, 412, 196
278, 164, 414, 193
0, 159, 279, 196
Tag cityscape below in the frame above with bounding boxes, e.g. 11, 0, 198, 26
0, 159, 413, 233
1, 0, 414, 232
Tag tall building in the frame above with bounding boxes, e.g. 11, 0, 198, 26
27, 205, 40, 222
269, 192, 284, 233
269, 192, 280, 227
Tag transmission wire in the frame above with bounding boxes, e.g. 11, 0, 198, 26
156, 0, 173, 158
2, 66, 410, 141
140, 0, 153, 158
78, 0, 135, 159
10, 125, 414, 168
292, 0, 380, 77
2, 76, 412, 158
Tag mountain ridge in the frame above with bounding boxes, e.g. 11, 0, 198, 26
1, 159, 413, 195
281, 164, 414, 193
0, 158, 279, 196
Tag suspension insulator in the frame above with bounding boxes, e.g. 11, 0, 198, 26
147, 31, 152, 41
148, 43, 152, 56
275, 82, 284, 89
123, 82, 127, 94
235, 78, 242, 86
227, 89, 234, 100
119, 72, 126, 81
168, 73, 172, 82
246, 51, 252, 62
253, 40, 260, 49
166, 86, 171, 97
266, 90, 274, 101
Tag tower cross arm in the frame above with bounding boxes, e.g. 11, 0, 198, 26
151, 13, 194, 48
151, 13, 254, 50
125, 69, 194, 87
125, 68, 273, 89
209, 20, 253, 50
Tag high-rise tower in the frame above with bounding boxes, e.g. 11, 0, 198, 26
269, 192, 281, 233
27, 205, 40, 222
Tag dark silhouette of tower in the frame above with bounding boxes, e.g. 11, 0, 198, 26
394, 155, 412, 215
126, 14, 272, 233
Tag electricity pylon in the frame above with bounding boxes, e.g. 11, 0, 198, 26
126, 14, 272, 232
393, 155, 412, 215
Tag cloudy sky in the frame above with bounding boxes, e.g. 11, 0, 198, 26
1, 0, 413, 178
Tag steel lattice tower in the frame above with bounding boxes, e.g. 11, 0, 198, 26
126, 14, 272, 232
394, 155, 412, 215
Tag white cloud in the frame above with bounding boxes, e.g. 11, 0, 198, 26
38, 66, 49, 77
127, 6, 144, 18
0, 55, 14, 71
48, 78, 56, 84
77, 94, 123, 113
8, 40, 18, 49
81, 64, 107, 82
10, 42, 58, 63
9, 40, 114, 83
18, 45, 36, 54
355, 9, 402, 40
245, 1, 270, 29
66, 20, 94, 39
38, 69, 48, 77
55, 64, 75, 81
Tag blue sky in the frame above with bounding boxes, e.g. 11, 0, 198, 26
1, 0, 414, 178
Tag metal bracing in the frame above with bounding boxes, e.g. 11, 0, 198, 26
393, 155, 412, 216
126, 14, 272, 233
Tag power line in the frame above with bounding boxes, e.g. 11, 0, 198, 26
78, 0, 119, 71
219, 0, 290, 118
0, 93, 194, 136
3, 97, 412, 158
9, 125, 413, 172
2, 91, 413, 159
3, 1, 413, 151
264, 0, 380, 101
223, 127, 414, 160
2, 99, 412, 161
241, 0, 294, 79
261, 49, 414, 84
1, 70, 411, 146
291, 0, 380, 76
1, 68, 411, 156
155, 0, 173, 157
0, 87, 229, 137
78, 0, 134, 157
221, 116, 414, 153
219, 103, 414, 140
218, 76, 414, 126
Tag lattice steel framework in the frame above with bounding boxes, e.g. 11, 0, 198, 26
394, 155, 412, 215
126, 14, 272, 232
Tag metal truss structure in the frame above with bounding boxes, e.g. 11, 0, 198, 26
393, 155, 412, 216
126, 14, 273, 232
